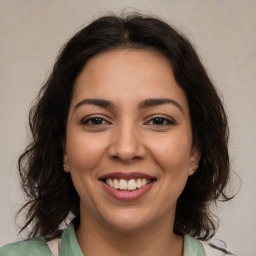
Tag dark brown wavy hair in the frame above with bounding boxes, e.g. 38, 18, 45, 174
17, 13, 232, 241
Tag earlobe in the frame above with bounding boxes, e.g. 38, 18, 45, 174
189, 146, 201, 176
63, 162, 70, 173
63, 156, 70, 173
62, 143, 70, 173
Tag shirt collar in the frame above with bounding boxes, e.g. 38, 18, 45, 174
59, 222, 206, 256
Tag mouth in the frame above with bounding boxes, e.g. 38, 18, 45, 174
101, 178, 155, 191
98, 172, 157, 200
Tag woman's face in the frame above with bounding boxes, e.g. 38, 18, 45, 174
64, 48, 200, 232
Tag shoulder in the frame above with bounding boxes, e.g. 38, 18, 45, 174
184, 235, 230, 256
200, 240, 231, 256
184, 235, 206, 256
0, 236, 52, 256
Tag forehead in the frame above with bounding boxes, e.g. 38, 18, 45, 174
71, 48, 189, 113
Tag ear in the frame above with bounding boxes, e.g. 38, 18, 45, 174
62, 142, 70, 173
188, 145, 201, 176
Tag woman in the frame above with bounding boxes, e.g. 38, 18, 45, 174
0, 13, 233, 256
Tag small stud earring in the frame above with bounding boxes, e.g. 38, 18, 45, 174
63, 163, 66, 168
195, 164, 198, 170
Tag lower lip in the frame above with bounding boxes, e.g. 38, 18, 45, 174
101, 181, 155, 201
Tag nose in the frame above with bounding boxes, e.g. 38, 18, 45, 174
108, 123, 147, 163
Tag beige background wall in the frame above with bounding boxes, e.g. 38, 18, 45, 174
0, 1, 255, 255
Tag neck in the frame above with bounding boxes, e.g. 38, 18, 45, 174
76, 215, 183, 256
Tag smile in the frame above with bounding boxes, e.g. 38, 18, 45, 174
104, 178, 152, 191
99, 172, 157, 200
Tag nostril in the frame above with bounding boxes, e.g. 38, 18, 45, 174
110, 155, 122, 161
107, 134, 147, 162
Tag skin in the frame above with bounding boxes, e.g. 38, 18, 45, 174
63, 48, 200, 256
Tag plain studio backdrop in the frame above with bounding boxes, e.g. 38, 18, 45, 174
0, 1, 255, 255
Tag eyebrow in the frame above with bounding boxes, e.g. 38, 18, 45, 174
138, 98, 184, 114
73, 98, 115, 112
73, 98, 184, 114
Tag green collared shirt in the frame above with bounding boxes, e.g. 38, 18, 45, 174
0, 223, 206, 256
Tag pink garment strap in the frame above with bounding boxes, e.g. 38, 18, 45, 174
47, 238, 61, 256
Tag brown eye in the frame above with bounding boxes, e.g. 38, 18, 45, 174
147, 117, 175, 126
81, 117, 110, 126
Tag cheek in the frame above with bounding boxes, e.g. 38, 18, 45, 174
150, 133, 192, 172
146, 134, 192, 216
65, 132, 107, 209
66, 132, 106, 172
151, 133, 192, 194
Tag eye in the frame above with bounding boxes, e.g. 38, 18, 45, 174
146, 116, 176, 126
81, 116, 111, 126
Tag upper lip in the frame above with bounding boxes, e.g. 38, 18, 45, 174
98, 172, 156, 180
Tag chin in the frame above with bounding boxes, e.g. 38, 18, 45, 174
98, 207, 160, 234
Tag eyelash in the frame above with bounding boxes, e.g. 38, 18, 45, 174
145, 116, 176, 126
80, 115, 176, 127
80, 116, 111, 126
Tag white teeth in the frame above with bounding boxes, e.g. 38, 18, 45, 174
119, 179, 128, 190
141, 178, 147, 186
105, 178, 152, 190
113, 179, 119, 189
109, 179, 114, 187
127, 179, 137, 190
136, 178, 142, 188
